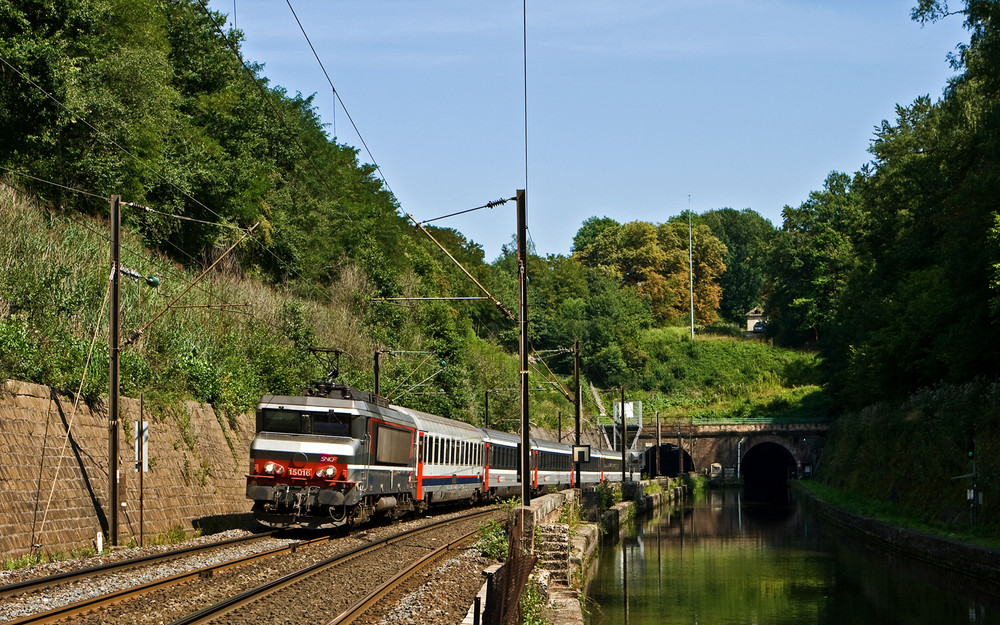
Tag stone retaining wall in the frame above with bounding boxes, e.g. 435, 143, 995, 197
792, 481, 1000, 584
0, 380, 254, 560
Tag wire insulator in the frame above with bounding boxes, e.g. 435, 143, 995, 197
485, 197, 514, 209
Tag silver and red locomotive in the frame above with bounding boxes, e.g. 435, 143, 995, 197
246, 382, 623, 527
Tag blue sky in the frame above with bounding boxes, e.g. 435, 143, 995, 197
209, 1, 967, 260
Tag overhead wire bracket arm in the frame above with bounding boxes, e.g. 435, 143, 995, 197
123, 223, 259, 347
372, 297, 489, 302
418, 197, 515, 225
403, 211, 514, 320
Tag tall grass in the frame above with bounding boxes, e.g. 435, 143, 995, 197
0, 184, 363, 418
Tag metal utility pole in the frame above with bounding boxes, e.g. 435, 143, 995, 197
517, 189, 530, 506
484, 390, 489, 429
574, 339, 581, 487
655, 410, 661, 478
688, 202, 695, 340
620, 385, 627, 483
109, 195, 121, 547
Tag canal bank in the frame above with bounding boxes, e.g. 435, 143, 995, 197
462, 479, 688, 625
792, 481, 1000, 584
544, 478, 689, 625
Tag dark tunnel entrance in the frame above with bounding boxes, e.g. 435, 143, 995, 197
741, 441, 797, 502
643, 444, 694, 478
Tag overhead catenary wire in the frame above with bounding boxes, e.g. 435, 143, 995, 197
382, 352, 435, 401
403, 210, 515, 319
389, 365, 446, 403
282, 0, 393, 201
2, 37, 353, 307
0, 54, 238, 229
263, 1, 523, 320
0, 165, 107, 201
2, 41, 363, 371
124, 202, 245, 230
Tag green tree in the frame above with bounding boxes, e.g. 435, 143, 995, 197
701, 208, 776, 325
763, 172, 859, 346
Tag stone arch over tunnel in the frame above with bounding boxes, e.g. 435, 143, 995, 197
741, 441, 796, 501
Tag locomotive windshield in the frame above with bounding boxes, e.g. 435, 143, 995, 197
257, 408, 353, 436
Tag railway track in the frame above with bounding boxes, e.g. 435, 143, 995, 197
1, 507, 501, 625
1, 531, 278, 601
169, 508, 496, 625
0, 530, 332, 624
328, 523, 483, 625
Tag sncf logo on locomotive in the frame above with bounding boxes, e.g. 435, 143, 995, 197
320, 455, 339, 463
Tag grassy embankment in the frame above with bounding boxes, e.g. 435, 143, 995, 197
581, 325, 828, 431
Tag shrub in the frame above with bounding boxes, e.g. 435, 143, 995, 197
475, 519, 508, 561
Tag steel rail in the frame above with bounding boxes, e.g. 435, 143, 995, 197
167, 508, 497, 625
327, 525, 482, 625
3, 532, 337, 625
0, 531, 277, 600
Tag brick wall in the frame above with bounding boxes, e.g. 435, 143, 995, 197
0, 380, 254, 560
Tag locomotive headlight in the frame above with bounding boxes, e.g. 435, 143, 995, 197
263, 461, 284, 475
316, 465, 337, 479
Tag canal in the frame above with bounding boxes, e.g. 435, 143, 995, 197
585, 488, 1000, 624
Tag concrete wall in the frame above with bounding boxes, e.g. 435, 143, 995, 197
0, 380, 254, 560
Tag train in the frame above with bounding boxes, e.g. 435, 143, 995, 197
245, 382, 625, 527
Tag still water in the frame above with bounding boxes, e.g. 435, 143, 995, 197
585, 489, 1000, 624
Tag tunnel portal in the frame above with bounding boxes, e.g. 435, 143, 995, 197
643, 443, 694, 478
741, 441, 797, 501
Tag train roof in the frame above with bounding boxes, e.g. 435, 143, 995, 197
393, 405, 483, 440
532, 438, 572, 453
258, 394, 366, 412
483, 428, 520, 447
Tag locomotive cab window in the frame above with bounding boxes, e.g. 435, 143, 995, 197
257, 408, 353, 435
312, 411, 352, 436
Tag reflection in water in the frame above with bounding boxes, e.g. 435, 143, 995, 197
586, 488, 1000, 624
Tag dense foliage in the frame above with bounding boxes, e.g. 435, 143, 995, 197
817, 378, 1000, 533
763, 1, 1000, 408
